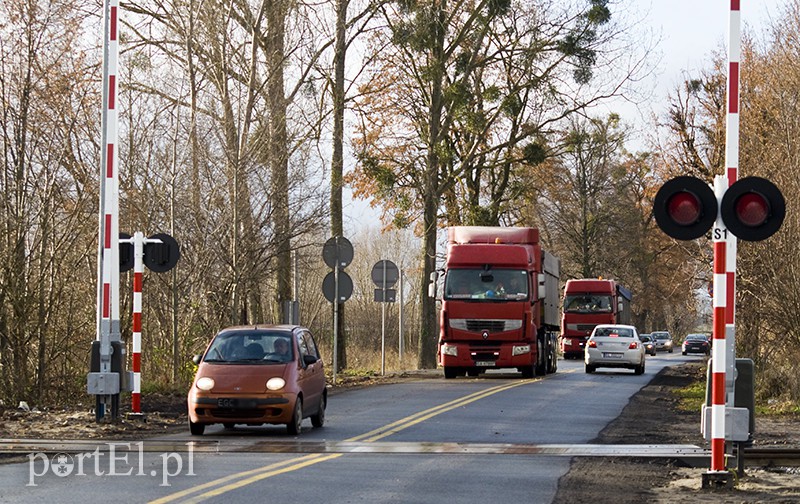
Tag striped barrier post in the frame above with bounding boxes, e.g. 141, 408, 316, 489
131, 232, 144, 414
92, 0, 122, 420
707, 0, 741, 482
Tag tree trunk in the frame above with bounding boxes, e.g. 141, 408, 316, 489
267, 0, 292, 318
331, 0, 348, 370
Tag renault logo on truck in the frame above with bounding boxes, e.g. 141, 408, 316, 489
482, 331, 489, 340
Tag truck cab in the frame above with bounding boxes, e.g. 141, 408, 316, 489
560, 279, 631, 359
435, 227, 560, 379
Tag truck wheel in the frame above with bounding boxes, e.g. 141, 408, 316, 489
534, 340, 547, 376
467, 369, 480, 377
444, 367, 459, 379
520, 366, 535, 379
547, 344, 558, 374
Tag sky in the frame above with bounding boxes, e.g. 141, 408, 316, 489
618, 0, 787, 146
343, 1, 790, 232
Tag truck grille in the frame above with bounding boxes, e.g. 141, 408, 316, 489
469, 344, 501, 361
450, 319, 522, 333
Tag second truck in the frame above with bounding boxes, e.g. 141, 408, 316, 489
559, 278, 632, 359
432, 226, 560, 379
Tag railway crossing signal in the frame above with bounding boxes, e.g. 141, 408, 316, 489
654, 176, 785, 242
720, 177, 785, 242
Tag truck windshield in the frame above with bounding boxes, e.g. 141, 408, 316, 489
444, 269, 528, 300
563, 294, 612, 313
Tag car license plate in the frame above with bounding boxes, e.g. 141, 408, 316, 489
603, 352, 623, 359
475, 361, 496, 367
217, 398, 256, 409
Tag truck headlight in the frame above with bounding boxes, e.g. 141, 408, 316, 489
512, 344, 531, 356
441, 344, 458, 357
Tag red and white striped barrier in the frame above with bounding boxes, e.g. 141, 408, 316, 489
709, 0, 741, 475
131, 233, 144, 413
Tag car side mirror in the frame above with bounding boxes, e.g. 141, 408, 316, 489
303, 354, 319, 366
192, 354, 202, 365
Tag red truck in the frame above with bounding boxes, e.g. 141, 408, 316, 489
559, 278, 632, 359
433, 226, 560, 379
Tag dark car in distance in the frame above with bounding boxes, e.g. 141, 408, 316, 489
639, 334, 657, 356
682, 333, 711, 356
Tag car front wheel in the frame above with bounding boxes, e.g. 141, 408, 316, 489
287, 398, 303, 435
189, 420, 205, 436
311, 395, 326, 428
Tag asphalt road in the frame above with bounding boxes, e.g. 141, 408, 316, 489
0, 352, 689, 503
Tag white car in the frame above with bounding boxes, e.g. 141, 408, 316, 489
585, 324, 645, 375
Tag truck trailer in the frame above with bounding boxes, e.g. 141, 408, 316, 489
433, 226, 560, 379
559, 278, 632, 359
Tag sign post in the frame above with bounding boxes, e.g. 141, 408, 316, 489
372, 260, 398, 375
322, 237, 353, 384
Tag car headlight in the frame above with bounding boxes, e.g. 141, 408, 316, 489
441, 344, 458, 357
196, 377, 215, 391
512, 344, 531, 356
266, 377, 286, 391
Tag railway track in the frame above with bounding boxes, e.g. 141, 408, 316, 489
1, 439, 798, 467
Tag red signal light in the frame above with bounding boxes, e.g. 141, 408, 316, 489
734, 192, 769, 227
588, 340, 597, 348
667, 192, 702, 226
628, 341, 639, 350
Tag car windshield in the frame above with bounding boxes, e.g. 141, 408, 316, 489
203, 330, 294, 364
593, 326, 634, 338
443, 269, 528, 301
653, 332, 670, 340
686, 335, 707, 341
564, 294, 613, 313
640, 335, 652, 342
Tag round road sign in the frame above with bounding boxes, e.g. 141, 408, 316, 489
371, 260, 399, 288
322, 270, 353, 303
322, 236, 354, 268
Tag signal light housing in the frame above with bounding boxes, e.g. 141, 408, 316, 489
654, 176, 785, 241
119, 232, 134, 272
720, 176, 785, 242
653, 176, 718, 240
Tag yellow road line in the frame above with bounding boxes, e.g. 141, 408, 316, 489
152, 378, 538, 503
148, 454, 330, 504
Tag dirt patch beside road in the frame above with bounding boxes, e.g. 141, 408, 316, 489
552, 362, 800, 504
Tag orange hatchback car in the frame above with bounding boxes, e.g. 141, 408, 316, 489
188, 325, 326, 435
